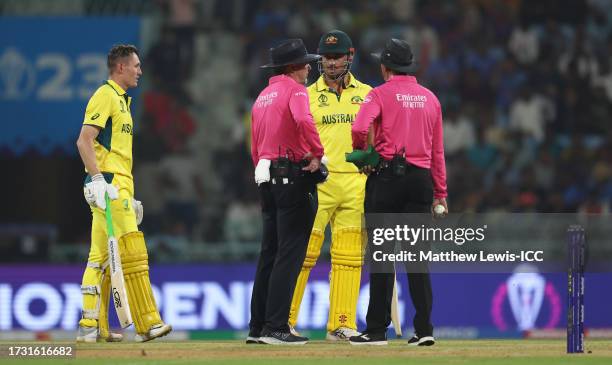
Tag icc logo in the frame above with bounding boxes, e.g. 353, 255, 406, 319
491, 265, 561, 331
318, 94, 329, 107
0, 47, 36, 100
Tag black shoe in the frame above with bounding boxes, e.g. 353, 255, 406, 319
407, 335, 435, 346
349, 332, 388, 346
407, 335, 419, 345
259, 329, 308, 345
246, 328, 262, 344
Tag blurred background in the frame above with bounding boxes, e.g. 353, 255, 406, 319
0, 0, 611, 340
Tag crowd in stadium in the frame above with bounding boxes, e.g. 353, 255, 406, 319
135, 0, 611, 246
3, 0, 609, 251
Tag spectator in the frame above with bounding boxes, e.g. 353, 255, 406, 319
509, 88, 548, 142
508, 20, 539, 64
443, 106, 476, 156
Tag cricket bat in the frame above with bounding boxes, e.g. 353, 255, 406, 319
391, 271, 402, 337
105, 194, 133, 328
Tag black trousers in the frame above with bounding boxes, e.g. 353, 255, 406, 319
249, 179, 317, 332
364, 166, 434, 337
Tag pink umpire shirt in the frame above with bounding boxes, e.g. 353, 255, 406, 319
352, 75, 447, 198
251, 75, 324, 166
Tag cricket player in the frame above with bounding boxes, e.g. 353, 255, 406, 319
76, 44, 171, 343
288, 30, 372, 340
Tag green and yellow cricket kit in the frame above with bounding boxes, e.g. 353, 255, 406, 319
290, 73, 372, 332
80, 80, 162, 336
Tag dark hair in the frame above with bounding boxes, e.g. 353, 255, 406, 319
272, 67, 286, 76
107, 44, 139, 72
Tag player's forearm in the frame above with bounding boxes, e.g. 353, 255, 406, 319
76, 136, 100, 175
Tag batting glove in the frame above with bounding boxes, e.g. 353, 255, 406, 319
83, 173, 119, 210
132, 198, 143, 225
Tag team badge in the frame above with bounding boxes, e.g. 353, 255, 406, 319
325, 35, 338, 45
351, 96, 364, 104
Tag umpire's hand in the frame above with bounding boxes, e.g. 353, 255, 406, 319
359, 165, 376, 175
432, 198, 448, 218
302, 157, 321, 172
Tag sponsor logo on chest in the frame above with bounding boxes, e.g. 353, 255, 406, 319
255, 91, 278, 108
321, 113, 355, 125
396, 93, 427, 109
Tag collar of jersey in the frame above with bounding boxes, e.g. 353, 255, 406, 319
105, 79, 127, 96
269, 74, 299, 85
315, 72, 358, 92
388, 75, 417, 83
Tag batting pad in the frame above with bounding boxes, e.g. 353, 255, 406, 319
328, 227, 363, 331
97, 268, 111, 338
289, 229, 324, 327
79, 262, 103, 328
119, 231, 162, 334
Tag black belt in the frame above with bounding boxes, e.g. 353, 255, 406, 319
376, 159, 426, 176
270, 160, 305, 178
269, 158, 328, 185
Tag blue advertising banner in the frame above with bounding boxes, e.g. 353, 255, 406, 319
0, 17, 140, 155
0, 264, 611, 336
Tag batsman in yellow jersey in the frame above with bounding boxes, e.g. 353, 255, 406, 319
289, 30, 372, 340
75, 44, 171, 343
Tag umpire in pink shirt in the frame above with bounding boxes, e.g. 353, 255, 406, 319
349, 39, 447, 346
248, 39, 325, 345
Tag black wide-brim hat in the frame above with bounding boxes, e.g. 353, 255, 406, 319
261, 38, 321, 68
371, 38, 416, 73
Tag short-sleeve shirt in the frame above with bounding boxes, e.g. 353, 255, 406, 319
83, 79, 134, 193
251, 75, 324, 166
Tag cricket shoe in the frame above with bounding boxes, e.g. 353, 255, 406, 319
246, 328, 262, 344
76, 326, 124, 343
134, 323, 173, 342
349, 332, 388, 346
259, 328, 308, 345
407, 335, 435, 346
289, 324, 301, 336
326, 327, 361, 341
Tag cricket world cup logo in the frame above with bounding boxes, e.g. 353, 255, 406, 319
0, 47, 36, 100
491, 268, 562, 331
507, 272, 545, 330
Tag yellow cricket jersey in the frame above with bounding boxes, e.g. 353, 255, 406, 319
308, 73, 372, 173
82, 79, 134, 192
